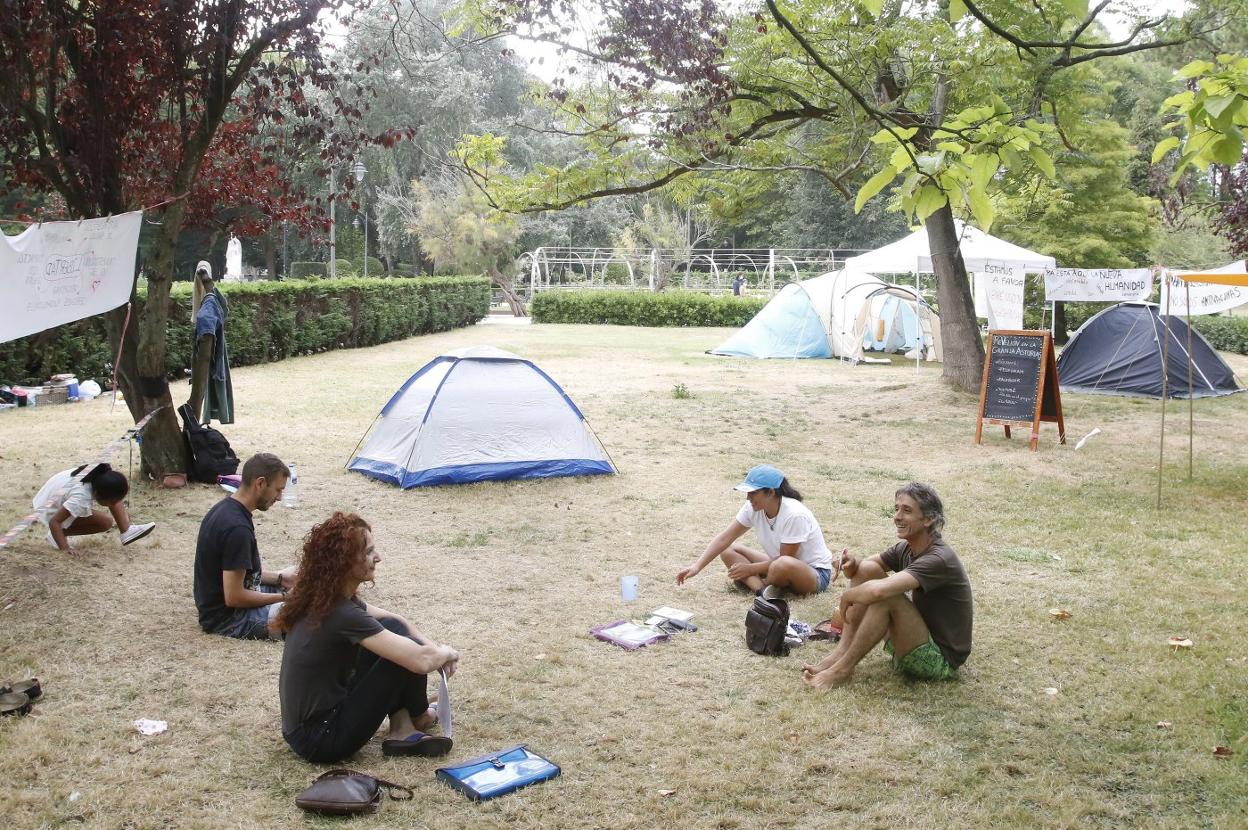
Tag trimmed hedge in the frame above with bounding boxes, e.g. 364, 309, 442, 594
531, 290, 768, 327
0, 276, 490, 385
1192, 314, 1248, 355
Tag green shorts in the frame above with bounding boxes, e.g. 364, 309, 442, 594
884, 636, 957, 680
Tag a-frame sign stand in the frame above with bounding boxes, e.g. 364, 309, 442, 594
975, 330, 1066, 452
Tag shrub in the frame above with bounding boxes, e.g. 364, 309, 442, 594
1192, 314, 1248, 355
530, 290, 768, 327
363, 256, 385, 276
290, 261, 327, 279
0, 276, 490, 385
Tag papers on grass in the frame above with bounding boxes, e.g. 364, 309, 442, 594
644, 606, 695, 627
591, 620, 669, 650
134, 718, 168, 736
438, 669, 453, 739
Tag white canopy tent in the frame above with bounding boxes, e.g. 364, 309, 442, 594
844, 220, 1056, 274
844, 221, 1056, 319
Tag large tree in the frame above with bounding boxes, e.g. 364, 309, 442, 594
461, 0, 1224, 392
0, 0, 364, 475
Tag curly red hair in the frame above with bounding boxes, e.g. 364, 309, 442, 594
275, 512, 371, 633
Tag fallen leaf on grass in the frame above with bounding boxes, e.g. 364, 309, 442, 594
1156, 721, 1172, 729
1048, 608, 1072, 620
658, 789, 677, 797
1167, 637, 1194, 649
786, 733, 800, 744
1043, 687, 1059, 696
1213, 746, 1234, 759
534, 654, 546, 660
1238, 735, 1248, 745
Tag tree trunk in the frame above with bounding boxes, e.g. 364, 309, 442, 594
927, 203, 985, 394
111, 202, 192, 479
489, 265, 527, 316
1053, 301, 1068, 344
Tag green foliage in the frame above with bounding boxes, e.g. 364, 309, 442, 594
671, 382, 693, 399
530, 290, 767, 327
1191, 314, 1248, 355
856, 110, 1056, 231
1157, 54, 1248, 178
0, 277, 489, 385
334, 259, 356, 277
290, 261, 328, 279
363, 256, 385, 276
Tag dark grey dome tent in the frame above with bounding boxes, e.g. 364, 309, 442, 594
1056, 302, 1243, 399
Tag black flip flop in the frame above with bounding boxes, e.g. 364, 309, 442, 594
382, 731, 452, 758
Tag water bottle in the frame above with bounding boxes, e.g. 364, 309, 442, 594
283, 463, 299, 507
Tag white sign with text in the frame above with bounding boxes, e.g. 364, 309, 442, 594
1043, 267, 1153, 303
1159, 265, 1248, 316
980, 259, 1026, 331
1, 211, 142, 343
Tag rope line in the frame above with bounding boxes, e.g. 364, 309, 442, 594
0, 405, 169, 551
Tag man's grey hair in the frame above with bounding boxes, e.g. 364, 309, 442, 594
896, 482, 945, 536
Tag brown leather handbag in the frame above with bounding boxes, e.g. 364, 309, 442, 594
295, 769, 413, 815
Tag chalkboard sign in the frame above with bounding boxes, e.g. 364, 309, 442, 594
976, 330, 1065, 451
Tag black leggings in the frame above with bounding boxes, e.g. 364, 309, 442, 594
285, 617, 430, 763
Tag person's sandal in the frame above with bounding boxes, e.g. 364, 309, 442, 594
0, 692, 31, 717
381, 731, 452, 758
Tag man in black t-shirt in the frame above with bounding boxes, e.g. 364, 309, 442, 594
802, 482, 973, 688
193, 453, 295, 639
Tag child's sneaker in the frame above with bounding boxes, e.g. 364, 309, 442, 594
120, 522, 156, 545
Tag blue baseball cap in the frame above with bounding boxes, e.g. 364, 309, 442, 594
734, 464, 784, 492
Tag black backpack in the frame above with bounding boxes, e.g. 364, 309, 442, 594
745, 596, 790, 656
178, 403, 240, 483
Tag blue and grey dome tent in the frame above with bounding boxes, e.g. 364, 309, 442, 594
1056, 303, 1242, 399
348, 346, 616, 487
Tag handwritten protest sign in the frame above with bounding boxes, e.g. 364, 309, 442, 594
1, 211, 143, 343
1043, 268, 1152, 303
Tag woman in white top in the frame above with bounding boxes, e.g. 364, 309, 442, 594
33, 463, 155, 553
677, 464, 839, 596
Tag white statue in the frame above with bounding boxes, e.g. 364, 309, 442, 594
224, 235, 243, 281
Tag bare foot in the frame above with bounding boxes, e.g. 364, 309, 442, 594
802, 656, 838, 675
413, 705, 437, 732
803, 666, 853, 689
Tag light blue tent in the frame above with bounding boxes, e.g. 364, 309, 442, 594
710, 270, 942, 362
708, 283, 832, 358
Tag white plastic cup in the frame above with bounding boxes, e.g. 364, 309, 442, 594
620, 575, 639, 602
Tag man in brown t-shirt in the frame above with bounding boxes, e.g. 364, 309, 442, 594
803, 482, 972, 688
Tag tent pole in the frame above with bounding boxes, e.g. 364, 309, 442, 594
1186, 281, 1194, 481
1158, 281, 1172, 509
915, 258, 921, 373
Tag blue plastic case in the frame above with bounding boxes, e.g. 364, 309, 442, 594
435, 744, 560, 801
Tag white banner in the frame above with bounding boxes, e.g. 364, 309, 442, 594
1043, 267, 1153, 303
980, 260, 1026, 331
1, 211, 143, 343
1160, 263, 1248, 316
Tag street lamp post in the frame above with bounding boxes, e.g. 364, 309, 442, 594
352, 160, 368, 278
328, 164, 337, 279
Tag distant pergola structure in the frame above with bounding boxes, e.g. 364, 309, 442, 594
516, 247, 870, 297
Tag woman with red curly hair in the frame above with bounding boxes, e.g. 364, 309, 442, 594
277, 512, 459, 761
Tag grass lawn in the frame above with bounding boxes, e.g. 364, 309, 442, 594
1, 322, 1246, 829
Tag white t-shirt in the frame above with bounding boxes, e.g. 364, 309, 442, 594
33, 469, 95, 529
735, 497, 834, 571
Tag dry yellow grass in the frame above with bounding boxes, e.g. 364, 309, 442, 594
1, 322, 1246, 829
